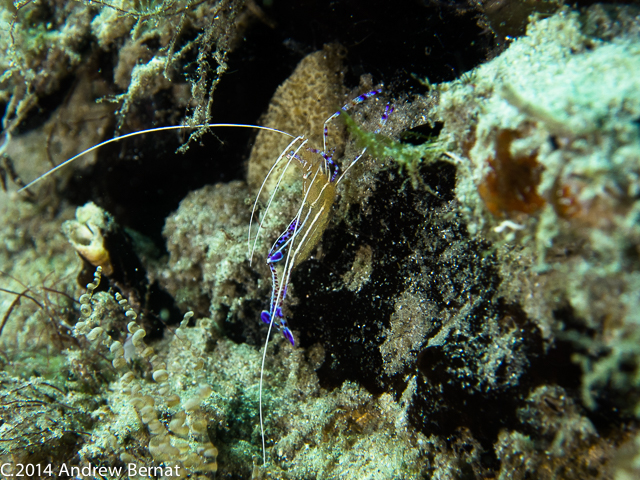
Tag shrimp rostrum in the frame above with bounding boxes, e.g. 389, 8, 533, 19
248, 88, 393, 347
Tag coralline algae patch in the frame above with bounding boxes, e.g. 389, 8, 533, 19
430, 8, 640, 477
439, 8, 640, 236
437, 8, 640, 348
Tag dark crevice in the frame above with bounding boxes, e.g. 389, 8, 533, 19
290, 160, 457, 393
57, 0, 492, 250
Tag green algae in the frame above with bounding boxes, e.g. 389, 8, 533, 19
342, 112, 443, 190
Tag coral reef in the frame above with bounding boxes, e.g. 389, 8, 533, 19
2, 2, 640, 479
161, 182, 260, 340
438, 5, 640, 415
0, 0, 243, 149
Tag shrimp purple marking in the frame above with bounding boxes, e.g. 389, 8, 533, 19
322, 88, 383, 152
260, 218, 298, 342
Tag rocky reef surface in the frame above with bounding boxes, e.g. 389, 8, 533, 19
1, 1, 640, 479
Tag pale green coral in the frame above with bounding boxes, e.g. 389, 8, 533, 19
436, 7, 640, 421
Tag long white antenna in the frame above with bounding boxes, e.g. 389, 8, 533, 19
17, 123, 295, 193
259, 314, 276, 465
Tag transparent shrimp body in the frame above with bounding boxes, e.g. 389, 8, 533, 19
250, 88, 393, 347
252, 88, 394, 464
259, 145, 338, 345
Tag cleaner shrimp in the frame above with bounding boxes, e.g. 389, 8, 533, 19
15, 88, 393, 465
248, 88, 393, 463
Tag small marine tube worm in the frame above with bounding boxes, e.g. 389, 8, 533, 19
62, 202, 115, 276
63, 202, 182, 334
